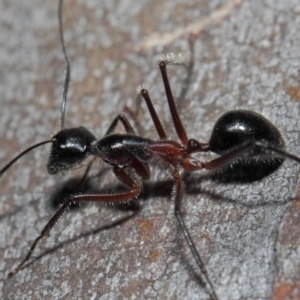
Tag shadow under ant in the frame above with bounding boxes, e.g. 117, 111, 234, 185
20, 207, 140, 273
183, 172, 296, 208
49, 160, 294, 215
1, 161, 288, 224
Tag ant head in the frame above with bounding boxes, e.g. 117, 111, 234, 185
47, 127, 96, 175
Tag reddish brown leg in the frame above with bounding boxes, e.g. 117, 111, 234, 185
159, 61, 188, 145
150, 52, 224, 297
139, 89, 167, 140
175, 140, 300, 300
74, 156, 97, 188
105, 114, 136, 136
183, 140, 300, 173
204, 140, 300, 169
167, 164, 219, 300
127, 155, 150, 180
7, 168, 142, 278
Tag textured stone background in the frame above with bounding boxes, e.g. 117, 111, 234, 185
0, 0, 300, 299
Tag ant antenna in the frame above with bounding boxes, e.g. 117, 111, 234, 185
58, 0, 70, 129
0, 0, 71, 177
0, 140, 51, 178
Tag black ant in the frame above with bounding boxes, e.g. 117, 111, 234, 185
1, 1, 300, 300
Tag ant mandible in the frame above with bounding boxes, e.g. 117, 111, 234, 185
1, 1, 300, 300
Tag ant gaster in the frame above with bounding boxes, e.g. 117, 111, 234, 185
1, 1, 300, 300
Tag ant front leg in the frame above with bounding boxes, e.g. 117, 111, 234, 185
139, 88, 167, 140
140, 55, 196, 143
7, 167, 142, 278
159, 60, 189, 145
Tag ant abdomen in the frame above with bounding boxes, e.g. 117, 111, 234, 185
209, 110, 286, 182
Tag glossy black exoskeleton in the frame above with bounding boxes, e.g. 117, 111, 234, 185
209, 110, 286, 182
93, 134, 154, 167
48, 127, 96, 174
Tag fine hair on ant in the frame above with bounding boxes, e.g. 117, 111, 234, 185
1, 1, 300, 300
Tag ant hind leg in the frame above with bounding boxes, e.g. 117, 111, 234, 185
167, 163, 219, 300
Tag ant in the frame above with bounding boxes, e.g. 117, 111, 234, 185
1, 0, 300, 299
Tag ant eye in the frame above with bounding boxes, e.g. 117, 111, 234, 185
55, 143, 64, 152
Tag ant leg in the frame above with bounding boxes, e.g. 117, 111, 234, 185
106, 87, 168, 141
139, 89, 167, 140
128, 155, 150, 180
204, 140, 300, 170
74, 156, 97, 188
168, 164, 219, 300
105, 114, 136, 136
182, 140, 300, 173
7, 168, 142, 278
159, 60, 189, 145
107, 92, 168, 141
